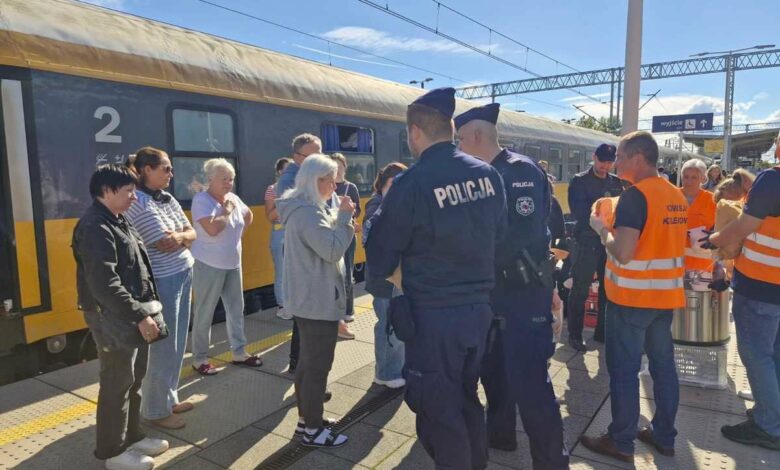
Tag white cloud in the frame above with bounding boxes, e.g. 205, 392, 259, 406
753, 91, 770, 101
81, 0, 125, 8
765, 108, 780, 122
321, 26, 496, 55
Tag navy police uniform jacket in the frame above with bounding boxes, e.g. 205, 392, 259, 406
492, 150, 551, 267
365, 142, 507, 309
568, 167, 627, 238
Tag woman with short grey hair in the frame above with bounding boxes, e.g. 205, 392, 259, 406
190, 158, 262, 376
276, 154, 355, 448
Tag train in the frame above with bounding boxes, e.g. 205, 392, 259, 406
0, 0, 705, 383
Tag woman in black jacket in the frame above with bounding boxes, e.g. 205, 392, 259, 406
72, 164, 170, 470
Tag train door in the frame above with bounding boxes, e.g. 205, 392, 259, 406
0, 77, 49, 323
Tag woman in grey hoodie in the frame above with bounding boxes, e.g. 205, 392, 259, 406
275, 154, 355, 448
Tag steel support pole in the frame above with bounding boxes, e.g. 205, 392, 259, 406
621, 0, 643, 135
722, 55, 735, 171
609, 69, 615, 122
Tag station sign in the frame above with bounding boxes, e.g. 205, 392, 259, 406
652, 113, 714, 133
704, 139, 724, 153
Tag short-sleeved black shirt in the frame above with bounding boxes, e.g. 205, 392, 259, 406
613, 186, 647, 234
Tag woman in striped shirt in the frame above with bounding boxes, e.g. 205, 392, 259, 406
125, 147, 196, 430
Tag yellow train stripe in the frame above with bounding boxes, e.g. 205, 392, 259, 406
0, 401, 96, 446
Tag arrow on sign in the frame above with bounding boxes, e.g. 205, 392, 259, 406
700, 119, 708, 127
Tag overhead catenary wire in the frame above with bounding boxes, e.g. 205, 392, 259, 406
195, 0, 468, 85
430, 0, 581, 73
356, 0, 603, 103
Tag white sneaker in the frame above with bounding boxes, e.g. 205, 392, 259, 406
344, 314, 355, 323
105, 449, 154, 470
276, 308, 293, 320
374, 378, 406, 389
738, 389, 754, 401
129, 437, 169, 456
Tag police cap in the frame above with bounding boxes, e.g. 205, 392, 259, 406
595, 143, 617, 162
454, 103, 500, 130
410, 87, 456, 119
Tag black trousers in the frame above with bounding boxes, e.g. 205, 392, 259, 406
294, 317, 339, 428
566, 236, 607, 341
405, 304, 493, 470
92, 331, 148, 460
482, 287, 569, 470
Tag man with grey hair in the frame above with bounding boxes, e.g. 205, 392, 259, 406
277, 133, 322, 376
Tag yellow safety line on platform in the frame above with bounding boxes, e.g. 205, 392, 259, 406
0, 401, 96, 446
0, 301, 376, 448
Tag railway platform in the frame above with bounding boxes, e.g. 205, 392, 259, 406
0, 285, 777, 469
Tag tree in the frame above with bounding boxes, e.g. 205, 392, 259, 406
575, 116, 621, 135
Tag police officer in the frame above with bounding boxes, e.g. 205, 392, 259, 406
365, 88, 506, 470
567, 144, 626, 351
455, 103, 569, 469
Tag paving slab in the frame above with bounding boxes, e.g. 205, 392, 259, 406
35, 360, 100, 403
554, 386, 608, 418
194, 426, 293, 469
286, 449, 370, 469
5, 413, 196, 470
374, 437, 430, 470
161, 365, 295, 448
361, 397, 416, 438
552, 365, 610, 395
164, 454, 226, 470
335, 364, 384, 392
639, 363, 753, 417
322, 422, 410, 468
574, 396, 780, 470
323, 383, 381, 418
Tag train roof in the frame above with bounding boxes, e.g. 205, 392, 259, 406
0, 0, 703, 159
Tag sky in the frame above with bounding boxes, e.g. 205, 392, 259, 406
82, 0, 780, 135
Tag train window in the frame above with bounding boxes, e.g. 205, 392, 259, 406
571, 149, 581, 163
551, 164, 563, 181
172, 109, 235, 153
399, 130, 415, 166
344, 154, 377, 194
549, 147, 562, 162
524, 144, 541, 159
170, 156, 238, 201
322, 123, 374, 154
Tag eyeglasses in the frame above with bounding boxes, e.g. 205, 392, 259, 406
159, 166, 173, 174
295, 152, 310, 158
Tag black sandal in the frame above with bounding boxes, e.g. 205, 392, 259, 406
295, 417, 337, 436
301, 426, 348, 448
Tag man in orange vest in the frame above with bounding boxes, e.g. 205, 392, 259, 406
580, 131, 688, 463
708, 157, 780, 450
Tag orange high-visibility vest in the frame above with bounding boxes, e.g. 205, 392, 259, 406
734, 168, 780, 286
682, 189, 716, 271
605, 177, 688, 309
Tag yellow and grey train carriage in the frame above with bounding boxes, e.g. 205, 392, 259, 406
0, 0, 702, 382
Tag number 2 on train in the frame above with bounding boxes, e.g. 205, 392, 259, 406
94, 106, 122, 143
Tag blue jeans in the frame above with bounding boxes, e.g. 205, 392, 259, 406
373, 297, 405, 381
605, 301, 679, 454
191, 260, 247, 365
270, 229, 285, 306
343, 236, 356, 317
142, 267, 192, 420
733, 292, 780, 436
